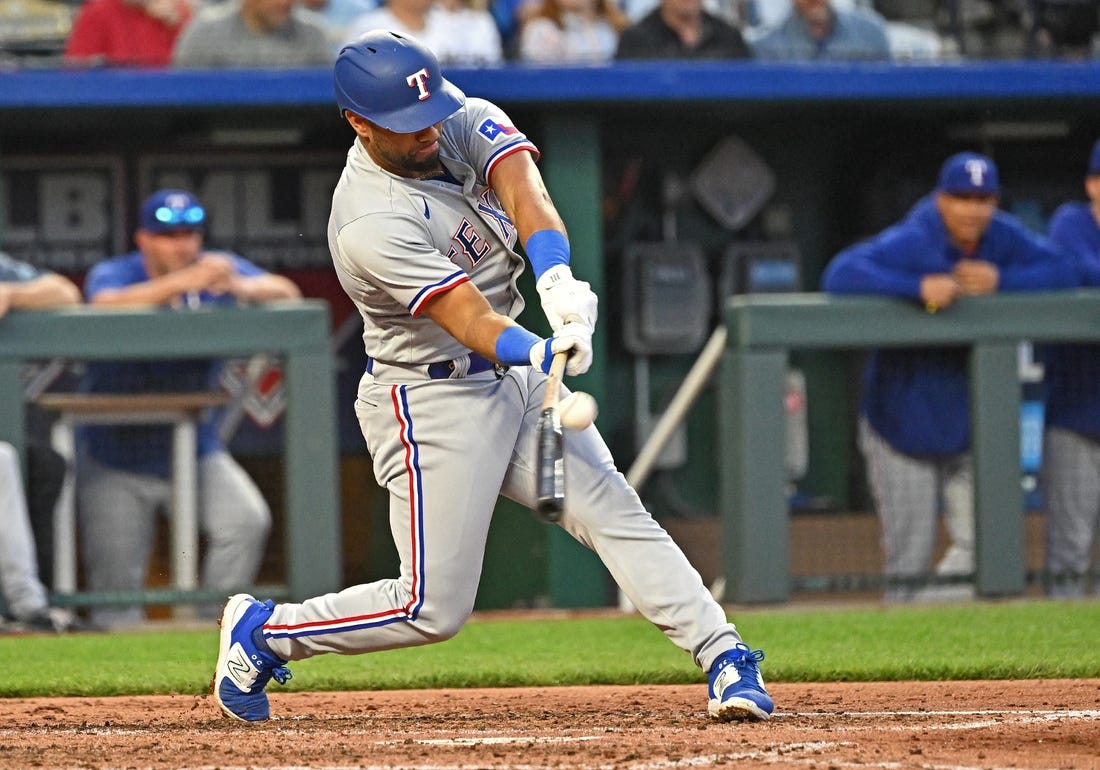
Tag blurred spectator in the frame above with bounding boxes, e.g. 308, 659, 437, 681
347, 0, 503, 65
622, 0, 739, 23
433, 0, 504, 63
0, 252, 83, 634
77, 189, 301, 629
172, 0, 334, 67
751, 0, 891, 58
821, 152, 1077, 602
63, 0, 191, 67
347, 0, 432, 37
1040, 138, 1100, 598
300, 0, 381, 52
615, 0, 751, 58
937, 0, 1027, 58
0, 0, 73, 63
489, 0, 540, 53
1026, 0, 1100, 58
748, 0, 951, 59
518, 0, 627, 62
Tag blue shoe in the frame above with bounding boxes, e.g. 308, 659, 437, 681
212, 593, 292, 722
707, 643, 774, 721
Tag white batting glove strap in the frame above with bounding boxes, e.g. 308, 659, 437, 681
529, 337, 552, 374
527, 321, 594, 377
536, 264, 599, 332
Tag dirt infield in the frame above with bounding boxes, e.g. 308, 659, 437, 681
3, 679, 1098, 769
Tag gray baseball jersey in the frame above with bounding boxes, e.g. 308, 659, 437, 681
329, 98, 528, 370
260, 99, 745, 676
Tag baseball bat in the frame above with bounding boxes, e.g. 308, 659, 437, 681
535, 350, 569, 522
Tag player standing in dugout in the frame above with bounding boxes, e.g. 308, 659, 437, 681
212, 30, 773, 723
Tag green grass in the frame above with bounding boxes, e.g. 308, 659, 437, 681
1, 600, 1097, 698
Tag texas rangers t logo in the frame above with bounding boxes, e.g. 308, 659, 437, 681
406, 68, 431, 101
965, 159, 988, 186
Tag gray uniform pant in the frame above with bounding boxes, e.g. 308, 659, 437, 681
77, 450, 271, 628
0, 442, 50, 619
858, 418, 975, 602
266, 366, 741, 673
1040, 426, 1100, 598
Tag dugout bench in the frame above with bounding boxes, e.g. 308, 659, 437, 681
0, 301, 340, 610
35, 391, 230, 617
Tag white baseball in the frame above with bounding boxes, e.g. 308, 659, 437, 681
559, 391, 598, 430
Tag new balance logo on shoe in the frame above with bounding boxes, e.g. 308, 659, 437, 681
711, 664, 742, 697
226, 644, 258, 691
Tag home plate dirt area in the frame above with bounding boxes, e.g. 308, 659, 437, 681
2, 679, 1098, 770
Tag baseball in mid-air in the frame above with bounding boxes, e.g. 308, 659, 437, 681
559, 391, 598, 430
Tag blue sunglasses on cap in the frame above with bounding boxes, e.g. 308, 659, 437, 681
154, 205, 206, 226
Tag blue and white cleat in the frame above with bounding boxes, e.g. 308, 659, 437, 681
212, 593, 292, 722
707, 643, 774, 721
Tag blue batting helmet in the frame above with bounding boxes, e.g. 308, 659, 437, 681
334, 30, 465, 133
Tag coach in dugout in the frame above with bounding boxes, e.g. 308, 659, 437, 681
76, 189, 301, 629
1041, 138, 1100, 599
821, 152, 1077, 602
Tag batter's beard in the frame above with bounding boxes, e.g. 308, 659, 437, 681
367, 141, 443, 179
405, 148, 443, 178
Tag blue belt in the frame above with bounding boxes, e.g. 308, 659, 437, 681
426, 353, 499, 379
366, 353, 500, 380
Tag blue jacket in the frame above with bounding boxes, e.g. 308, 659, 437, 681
1043, 202, 1100, 439
822, 195, 1078, 456
78, 250, 264, 477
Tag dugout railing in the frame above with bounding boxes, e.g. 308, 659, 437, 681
0, 301, 341, 610
719, 290, 1100, 604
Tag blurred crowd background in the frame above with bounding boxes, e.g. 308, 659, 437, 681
1, 0, 1098, 70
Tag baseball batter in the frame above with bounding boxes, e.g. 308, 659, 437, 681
212, 30, 772, 724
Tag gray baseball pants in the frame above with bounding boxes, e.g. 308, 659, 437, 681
77, 450, 271, 627
0, 441, 50, 620
264, 365, 742, 673
1040, 426, 1100, 598
858, 418, 975, 602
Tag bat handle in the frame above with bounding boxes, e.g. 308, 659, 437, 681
542, 349, 569, 410
543, 313, 582, 394
548, 348, 568, 381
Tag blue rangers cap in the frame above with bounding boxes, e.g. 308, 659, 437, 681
140, 189, 206, 233
936, 152, 1000, 196
1088, 138, 1100, 176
